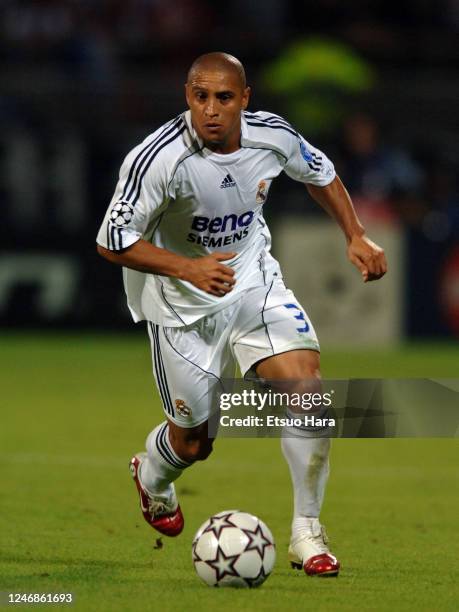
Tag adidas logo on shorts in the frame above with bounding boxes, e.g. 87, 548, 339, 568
220, 174, 236, 189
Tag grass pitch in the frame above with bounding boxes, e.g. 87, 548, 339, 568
0, 334, 458, 611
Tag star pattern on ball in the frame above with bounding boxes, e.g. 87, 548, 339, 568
191, 539, 201, 562
203, 512, 238, 539
205, 545, 240, 582
244, 565, 267, 588
242, 523, 272, 559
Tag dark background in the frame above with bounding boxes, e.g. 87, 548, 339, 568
1, 0, 458, 338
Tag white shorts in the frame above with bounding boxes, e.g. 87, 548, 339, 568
147, 278, 320, 428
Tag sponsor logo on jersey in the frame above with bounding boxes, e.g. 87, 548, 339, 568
256, 180, 267, 204
220, 173, 236, 189
175, 399, 192, 417
187, 210, 254, 247
191, 211, 254, 233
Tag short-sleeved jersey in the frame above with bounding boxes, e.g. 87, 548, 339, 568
96, 110, 335, 326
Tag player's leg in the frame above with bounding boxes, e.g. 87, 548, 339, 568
255, 349, 338, 576
232, 280, 339, 576
141, 417, 214, 492
131, 318, 233, 536
167, 418, 215, 462
131, 418, 214, 537
256, 350, 330, 520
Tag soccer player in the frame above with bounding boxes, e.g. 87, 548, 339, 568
96, 52, 387, 577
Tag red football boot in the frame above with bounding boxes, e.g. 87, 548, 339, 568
129, 453, 184, 537
288, 518, 340, 577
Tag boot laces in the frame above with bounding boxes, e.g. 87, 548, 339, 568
148, 498, 168, 517
296, 524, 330, 554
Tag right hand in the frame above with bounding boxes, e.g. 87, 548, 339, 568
347, 234, 387, 283
184, 252, 236, 296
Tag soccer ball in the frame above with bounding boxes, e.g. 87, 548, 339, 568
192, 510, 276, 588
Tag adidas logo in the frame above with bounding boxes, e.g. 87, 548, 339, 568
220, 174, 236, 189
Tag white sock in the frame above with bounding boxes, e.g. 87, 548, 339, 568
140, 422, 191, 494
281, 434, 330, 528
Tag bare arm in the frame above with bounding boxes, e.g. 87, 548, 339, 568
306, 175, 387, 282
97, 240, 236, 297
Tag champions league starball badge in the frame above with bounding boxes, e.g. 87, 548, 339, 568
110, 201, 135, 226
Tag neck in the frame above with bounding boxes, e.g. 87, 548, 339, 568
205, 139, 240, 154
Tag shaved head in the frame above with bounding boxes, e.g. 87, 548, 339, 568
187, 52, 246, 89
185, 51, 250, 153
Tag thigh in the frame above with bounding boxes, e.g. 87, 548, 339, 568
231, 279, 320, 378
147, 319, 236, 429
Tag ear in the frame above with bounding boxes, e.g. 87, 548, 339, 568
241, 86, 251, 110
185, 83, 191, 108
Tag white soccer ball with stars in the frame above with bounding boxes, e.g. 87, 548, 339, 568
192, 510, 276, 588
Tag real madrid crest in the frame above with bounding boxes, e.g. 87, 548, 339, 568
256, 180, 267, 204
175, 399, 192, 417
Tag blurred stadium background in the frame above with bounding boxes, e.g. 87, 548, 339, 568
1, 0, 459, 345
1, 5, 458, 608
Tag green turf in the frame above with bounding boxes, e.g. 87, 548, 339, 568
0, 335, 458, 611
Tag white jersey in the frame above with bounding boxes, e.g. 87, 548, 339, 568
96, 110, 335, 326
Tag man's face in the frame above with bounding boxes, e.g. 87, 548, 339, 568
185, 69, 250, 153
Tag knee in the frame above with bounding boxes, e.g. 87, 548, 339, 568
301, 355, 321, 384
289, 366, 322, 396
299, 352, 321, 393
256, 350, 321, 388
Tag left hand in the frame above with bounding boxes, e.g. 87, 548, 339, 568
347, 234, 387, 282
